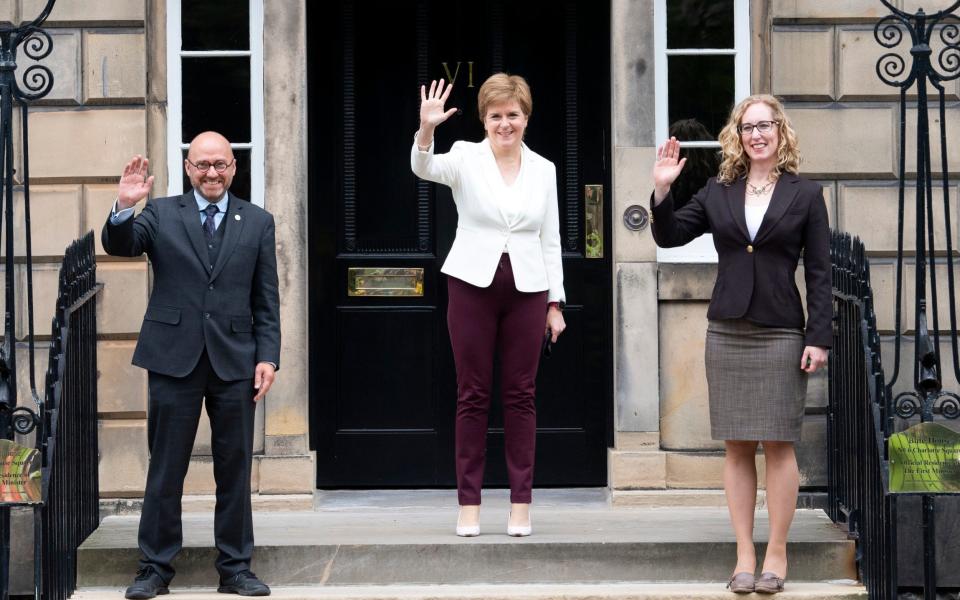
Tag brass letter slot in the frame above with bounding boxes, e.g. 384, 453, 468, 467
348, 267, 424, 297
585, 184, 603, 259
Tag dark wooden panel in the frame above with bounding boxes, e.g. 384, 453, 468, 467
336, 308, 437, 430
319, 432, 439, 487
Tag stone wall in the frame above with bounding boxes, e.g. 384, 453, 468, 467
769, 0, 960, 405
2, 0, 313, 499
4, 0, 151, 497
610, 0, 947, 493
7, 0, 942, 500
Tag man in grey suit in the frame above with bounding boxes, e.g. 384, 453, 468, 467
103, 131, 280, 598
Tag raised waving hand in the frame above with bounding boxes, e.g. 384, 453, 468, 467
117, 155, 155, 210
416, 79, 457, 149
652, 137, 687, 205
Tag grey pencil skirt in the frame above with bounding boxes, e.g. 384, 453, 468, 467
705, 318, 808, 442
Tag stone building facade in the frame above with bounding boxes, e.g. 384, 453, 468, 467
2, 0, 945, 503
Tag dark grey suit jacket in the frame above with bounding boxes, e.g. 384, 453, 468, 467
102, 191, 281, 380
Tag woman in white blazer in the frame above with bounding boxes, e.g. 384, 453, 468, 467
411, 74, 566, 538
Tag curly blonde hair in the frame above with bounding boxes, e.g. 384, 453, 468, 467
717, 94, 800, 184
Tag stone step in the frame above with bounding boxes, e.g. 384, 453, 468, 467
76, 490, 857, 588
610, 489, 756, 507
99, 493, 316, 516
608, 449, 740, 490
70, 582, 868, 600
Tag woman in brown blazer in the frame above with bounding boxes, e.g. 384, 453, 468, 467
651, 94, 831, 594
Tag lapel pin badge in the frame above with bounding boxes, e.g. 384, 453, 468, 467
235, 214, 241, 221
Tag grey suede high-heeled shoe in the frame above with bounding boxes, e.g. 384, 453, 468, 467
726, 572, 755, 594
754, 572, 785, 594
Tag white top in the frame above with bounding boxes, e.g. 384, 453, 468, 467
745, 201, 770, 241
410, 136, 565, 302
500, 167, 525, 233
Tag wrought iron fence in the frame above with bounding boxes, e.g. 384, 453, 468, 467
828, 231, 897, 600
0, 233, 100, 600
38, 233, 101, 600
826, 2, 960, 599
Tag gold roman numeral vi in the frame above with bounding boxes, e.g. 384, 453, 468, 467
440, 61, 475, 88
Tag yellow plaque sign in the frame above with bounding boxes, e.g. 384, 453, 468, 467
0, 439, 42, 504
889, 422, 960, 494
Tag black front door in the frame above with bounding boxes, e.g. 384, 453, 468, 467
308, 0, 612, 488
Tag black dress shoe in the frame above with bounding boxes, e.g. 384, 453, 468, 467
218, 570, 271, 596
124, 566, 169, 599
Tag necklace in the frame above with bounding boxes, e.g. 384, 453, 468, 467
746, 178, 775, 198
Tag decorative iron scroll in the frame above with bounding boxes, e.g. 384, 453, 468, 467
1, 3, 64, 600
873, 0, 960, 423
867, 3, 960, 599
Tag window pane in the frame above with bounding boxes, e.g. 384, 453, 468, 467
181, 57, 251, 143
182, 0, 249, 51
667, 0, 734, 49
670, 147, 720, 210
668, 55, 734, 140
182, 148, 251, 202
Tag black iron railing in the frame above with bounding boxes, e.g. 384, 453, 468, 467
828, 231, 897, 600
826, 2, 960, 599
0, 234, 100, 600
38, 233, 101, 600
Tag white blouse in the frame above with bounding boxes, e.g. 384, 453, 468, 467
500, 169, 525, 233
745, 201, 770, 241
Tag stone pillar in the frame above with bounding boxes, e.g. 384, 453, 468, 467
608, 0, 666, 494
258, 0, 313, 494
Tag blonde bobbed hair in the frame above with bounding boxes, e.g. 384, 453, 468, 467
476, 73, 532, 122
717, 94, 800, 184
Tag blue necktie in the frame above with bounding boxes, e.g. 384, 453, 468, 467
203, 204, 219, 240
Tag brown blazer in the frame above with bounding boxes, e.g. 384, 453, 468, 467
651, 173, 832, 348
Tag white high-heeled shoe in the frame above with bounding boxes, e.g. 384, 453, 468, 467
456, 508, 480, 537
507, 511, 532, 537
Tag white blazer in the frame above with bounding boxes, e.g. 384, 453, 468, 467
411, 136, 566, 302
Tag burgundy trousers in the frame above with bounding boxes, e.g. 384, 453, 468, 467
446, 254, 548, 505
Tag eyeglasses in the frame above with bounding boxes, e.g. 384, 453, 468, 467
738, 120, 779, 136
186, 158, 235, 173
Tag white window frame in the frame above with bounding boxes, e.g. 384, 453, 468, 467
166, 0, 265, 208
654, 0, 751, 262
